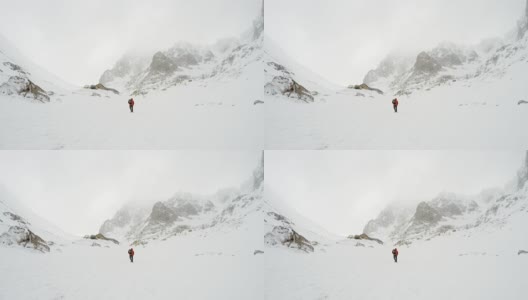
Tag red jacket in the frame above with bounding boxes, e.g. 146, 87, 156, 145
128, 99, 135, 106
392, 249, 398, 256
392, 99, 398, 106
128, 249, 134, 256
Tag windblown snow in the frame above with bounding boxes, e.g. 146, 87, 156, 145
0, 157, 264, 300
264, 6, 528, 149
264, 152, 528, 300
0, 6, 264, 150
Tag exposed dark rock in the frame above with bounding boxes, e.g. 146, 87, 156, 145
3, 212, 29, 224
265, 226, 314, 253
517, 151, 528, 189
150, 52, 178, 74
413, 52, 442, 75
18, 228, 50, 252
348, 233, 383, 245
3, 62, 27, 74
254, 250, 264, 255
518, 250, 528, 255
149, 201, 178, 224
518, 100, 528, 105
0, 226, 50, 252
267, 212, 291, 224
84, 83, 119, 95
348, 83, 384, 95
254, 100, 264, 105
267, 62, 291, 75
412, 202, 442, 225
83, 233, 119, 245
265, 76, 314, 103
284, 229, 314, 252
0, 76, 50, 102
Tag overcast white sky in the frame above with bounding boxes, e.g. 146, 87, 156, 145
266, 0, 525, 85
0, 0, 260, 85
0, 151, 260, 235
265, 151, 525, 236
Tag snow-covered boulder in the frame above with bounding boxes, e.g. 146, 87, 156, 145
83, 233, 119, 245
265, 75, 314, 103
0, 75, 50, 102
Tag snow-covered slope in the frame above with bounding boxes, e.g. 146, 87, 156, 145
0, 186, 73, 252
265, 153, 528, 299
0, 157, 264, 299
100, 4, 263, 98
363, 153, 528, 247
100, 154, 264, 246
263, 4, 528, 149
0, 4, 264, 149
364, 1, 528, 97
0, 35, 73, 102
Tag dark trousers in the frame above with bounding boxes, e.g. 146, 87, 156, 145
130, 255, 134, 262
129, 105, 134, 113
393, 255, 398, 263
393, 105, 398, 113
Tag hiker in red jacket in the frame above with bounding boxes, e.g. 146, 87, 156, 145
392, 248, 399, 263
392, 98, 399, 113
128, 98, 135, 113
128, 248, 135, 263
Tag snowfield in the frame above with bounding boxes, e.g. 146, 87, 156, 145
265, 230, 528, 300
0, 156, 265, 299
0, 79, 263, 150
264, 153, 528, 299
0, 6, 264, 150
0, 227, 263, 300
263, 8, 528, 150
264, 93, 528, 150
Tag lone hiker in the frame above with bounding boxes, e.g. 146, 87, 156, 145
128, 98, 135, 113
128, 248, 135, 263
392, 98, 399, 113
392, 248, 399, 263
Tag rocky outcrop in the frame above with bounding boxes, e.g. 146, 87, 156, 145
348, 233, 383, 245
413, 52, 443, 75
265, 76, 314, 103
519, 250, 528, 255
83, 233, 119, 245
517, 151, 528, 190
0, 76, 50, 102
148, 201, 179, 225
84, 83, 119, 95
517, 0, 528, 39
0, 226, 50, 252
265, 226, 314, 253
429, 194, 479, 218
149, 52, 178, 75
412, 202, 443, 225
349, 83, 383, 95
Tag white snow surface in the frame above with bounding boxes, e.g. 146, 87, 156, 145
264, 154, 528, 300
0, 160, 265, 299
263, 21, 528, 149
0, 17, 263, 150
0, 223, 263, 300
